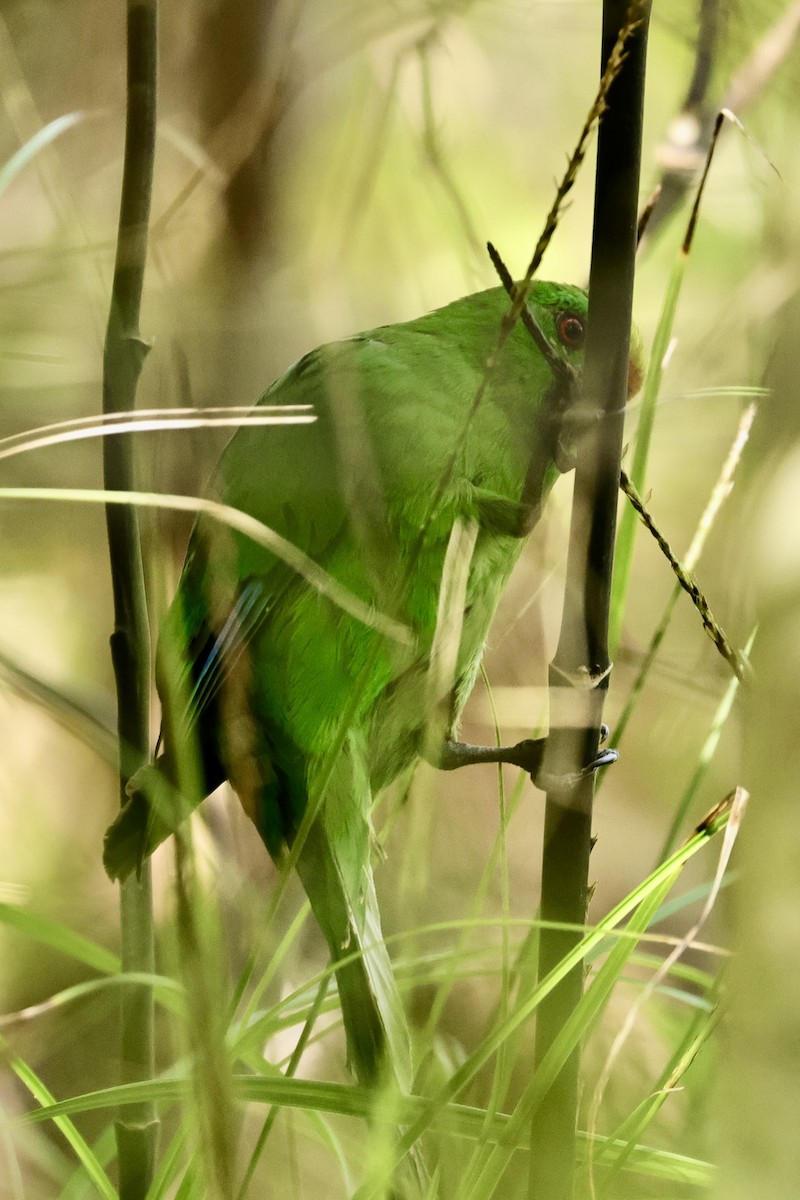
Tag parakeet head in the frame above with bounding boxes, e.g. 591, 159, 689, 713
525, 279, 644, 400
521, 280, 644, 474
526, 280, 590, 377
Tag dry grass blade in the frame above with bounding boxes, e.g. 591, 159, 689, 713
0, 407, 316, 461
612, 400, 757, 750
0, 485, 412, 645
586, 786, 747, 1195
619, 470, 748, 681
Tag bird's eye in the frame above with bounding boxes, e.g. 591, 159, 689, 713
556, 312, 585, 350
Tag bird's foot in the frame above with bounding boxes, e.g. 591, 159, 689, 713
436, 726, 616, 792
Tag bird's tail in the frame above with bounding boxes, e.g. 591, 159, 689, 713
295, 820, 428, 1196
295, 819, 410, 1088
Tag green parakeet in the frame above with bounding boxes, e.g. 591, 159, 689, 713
104, 280, 635, 1119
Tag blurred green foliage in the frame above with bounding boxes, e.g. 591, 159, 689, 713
1, 1, 799, 1197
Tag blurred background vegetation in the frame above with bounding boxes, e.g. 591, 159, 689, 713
1, 0, 799, 1196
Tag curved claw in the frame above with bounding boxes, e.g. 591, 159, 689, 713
533, 746, 618, 794
591, 746, 618, 770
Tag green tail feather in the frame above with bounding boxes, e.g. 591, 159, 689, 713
295, 819, 411, 1090
295, 821, 427, 1196
105, 774, 427, 1194
104, 761, 413, 1093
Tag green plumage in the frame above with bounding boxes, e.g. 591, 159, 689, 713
105, 281, 592, 1111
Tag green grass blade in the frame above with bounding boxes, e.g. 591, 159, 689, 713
0, 903, 119, 974
594, 999, 720, 1194
0, 113, 85, 198
58, 1127, 117, 1200
610, 254, 686, 651
349, 812, 729, 1199
0, 973, 184, 1030
3, 1038, 117, 1200
659, 627, 756, 862
468, 880, 673, 1200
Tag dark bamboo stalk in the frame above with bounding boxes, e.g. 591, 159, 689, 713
527, 5, 650, 1198
102, 2, 159, 1196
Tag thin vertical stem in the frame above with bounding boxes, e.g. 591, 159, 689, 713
527, 5, 650, 1199
102, 2, 159, 1196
